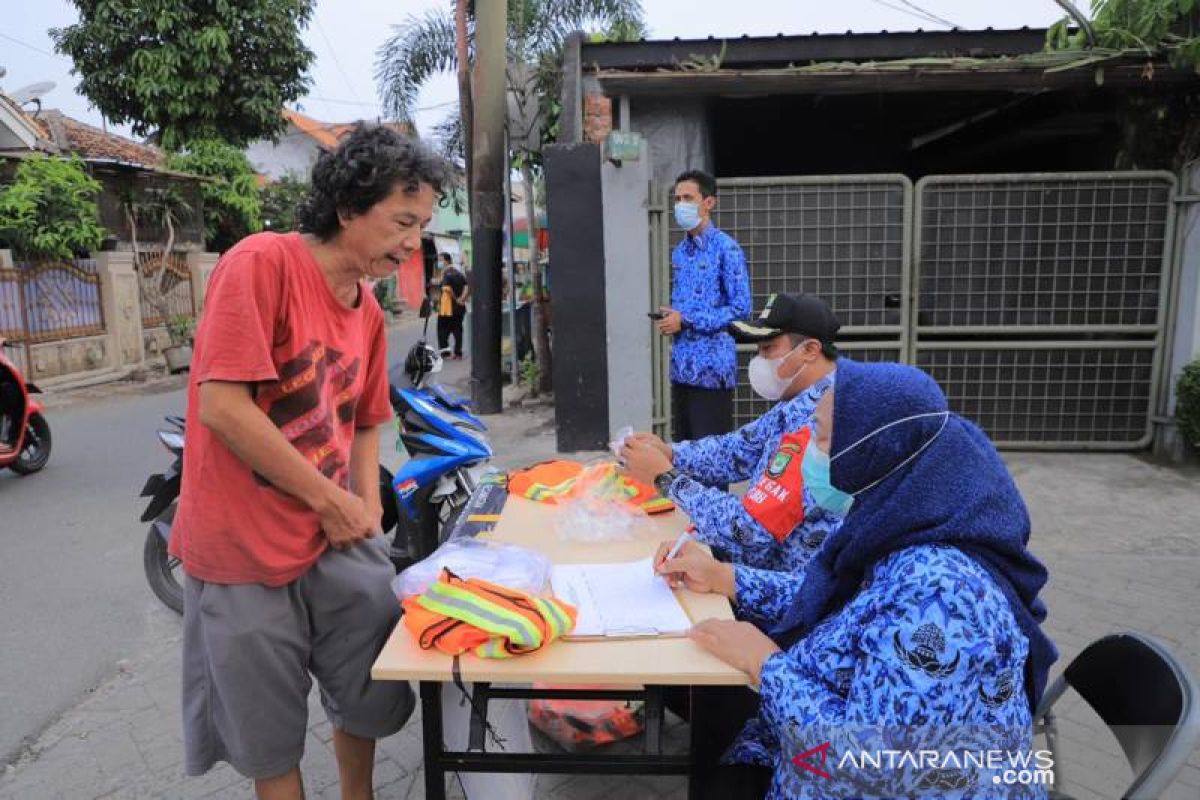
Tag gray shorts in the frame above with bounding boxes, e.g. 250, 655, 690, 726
181, 535, 413, 780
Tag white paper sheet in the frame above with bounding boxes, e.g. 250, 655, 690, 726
551, 558, 693, 638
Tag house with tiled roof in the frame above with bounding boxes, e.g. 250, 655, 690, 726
244, 108, 413, 181
31, 110, 206, 250
0, 102, 207, 250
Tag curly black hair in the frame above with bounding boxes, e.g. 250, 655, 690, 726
298, 123, 453, 240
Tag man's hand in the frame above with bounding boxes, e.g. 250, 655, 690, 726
318, 487, 380, 550
654, 539, 735, 598
690, 619, 781, 684
620, 437, 674, 486
656, 306, 683, 336
627, 431, 672, 461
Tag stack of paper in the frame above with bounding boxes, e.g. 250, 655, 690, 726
550, 558, 693, 639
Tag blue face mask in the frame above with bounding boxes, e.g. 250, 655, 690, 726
801, 443, 854, 517
674, 202, 702, 230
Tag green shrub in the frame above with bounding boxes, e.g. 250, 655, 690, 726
1177, 358, 1200, 449
520, 353, 540, 395
166, 140, 262, 251
0, 155, 105, 261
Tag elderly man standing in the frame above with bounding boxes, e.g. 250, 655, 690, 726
170, 125, 451, 800
658, 169, 751, 456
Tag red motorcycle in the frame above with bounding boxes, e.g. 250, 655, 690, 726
0, 337, 52, 475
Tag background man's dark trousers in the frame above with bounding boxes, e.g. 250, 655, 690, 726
437, 314, 464, 358
671, 383, 734, 491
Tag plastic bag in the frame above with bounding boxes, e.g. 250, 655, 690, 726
391, 537, 551, 599
608, 425, 634, 460
529, 685, 644, 752
442, 683, 535, 799
553, 461, 655, 543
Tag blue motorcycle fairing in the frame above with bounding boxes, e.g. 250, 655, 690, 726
397, 388, 491, 451
391, 431, 491, 516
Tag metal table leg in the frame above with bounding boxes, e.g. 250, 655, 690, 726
420, 681, 447, 800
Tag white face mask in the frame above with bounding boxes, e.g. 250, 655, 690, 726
747, 343, 808, 401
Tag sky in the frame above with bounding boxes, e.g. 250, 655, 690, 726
1, 0, 1067, 144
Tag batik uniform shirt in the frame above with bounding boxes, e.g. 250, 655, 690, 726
728, 544, 1042, 800
669, 224, 752, 389
666, 373, 839, 578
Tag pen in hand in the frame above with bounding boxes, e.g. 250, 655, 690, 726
656, 530, 692, 573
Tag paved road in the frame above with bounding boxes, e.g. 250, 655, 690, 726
0, 316, 467, 766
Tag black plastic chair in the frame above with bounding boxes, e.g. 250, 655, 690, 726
1035, 632, 1200, 799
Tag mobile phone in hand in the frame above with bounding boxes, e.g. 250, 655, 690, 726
647, 311, 666, 321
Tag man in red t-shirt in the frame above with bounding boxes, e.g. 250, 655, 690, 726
171, 125, 450, 799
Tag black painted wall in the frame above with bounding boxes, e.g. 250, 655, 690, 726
544, 143, 609, 451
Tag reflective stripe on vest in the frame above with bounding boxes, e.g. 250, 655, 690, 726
403, 569, 577, 658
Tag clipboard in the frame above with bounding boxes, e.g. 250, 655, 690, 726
551, 559, 694, 641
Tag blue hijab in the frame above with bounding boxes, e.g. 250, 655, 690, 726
772, 358, 1057, 712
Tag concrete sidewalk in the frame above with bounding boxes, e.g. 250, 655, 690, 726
2, 436, 1198, 798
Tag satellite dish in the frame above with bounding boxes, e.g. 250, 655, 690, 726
10, 81, 56, 106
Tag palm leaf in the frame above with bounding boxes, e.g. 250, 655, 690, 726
375, 9, 462, 122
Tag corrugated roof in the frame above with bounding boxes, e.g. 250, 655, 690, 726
579, 27, 1053, 72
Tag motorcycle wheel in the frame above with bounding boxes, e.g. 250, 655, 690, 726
379, 464, 398, 534
10, 412, 51, 475
144, 516, 184, 614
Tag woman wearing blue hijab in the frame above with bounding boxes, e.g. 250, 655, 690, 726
659, 359, 1057, 799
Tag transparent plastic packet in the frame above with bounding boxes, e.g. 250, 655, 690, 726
391, 537, 551, 599
553, 459, 655, 543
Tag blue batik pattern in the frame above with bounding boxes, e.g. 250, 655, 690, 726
667, 373, 839, 573
726, 544, 1043, 800
669, 224, 751, 389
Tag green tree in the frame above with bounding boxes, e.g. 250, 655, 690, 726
166, 140, 263, 252
1047, 1, 1200, 168
51, 0, 316, 150
260, 174, 311, 233
375, 0, 645, 393
0, 156, 105, 262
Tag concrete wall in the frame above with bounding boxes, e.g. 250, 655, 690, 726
1156, 165, 1200, 460
27, 335, 109, 381
629, 96, 715, 186
601, 140, 654, 437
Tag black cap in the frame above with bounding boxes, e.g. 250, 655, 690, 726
729, 292, 841, 345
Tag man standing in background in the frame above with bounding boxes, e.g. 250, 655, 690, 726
437, 251, 469, 360
658, 169, 751, 457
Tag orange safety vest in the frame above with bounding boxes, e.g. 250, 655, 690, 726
507, 460, 675, 514
402, 569, 577, 658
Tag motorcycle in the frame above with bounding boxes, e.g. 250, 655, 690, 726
388, 338, 493, 571
139, 416, 401, 614
139, 336, 492, 613
0, 337, 52, 475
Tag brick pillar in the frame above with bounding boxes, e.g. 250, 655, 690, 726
583, 93, 612, 145
95, 251, 144, 368
187, 251, 220, 311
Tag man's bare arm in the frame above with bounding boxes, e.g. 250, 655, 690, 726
197, 380, 376, 547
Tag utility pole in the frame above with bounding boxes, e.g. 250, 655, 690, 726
468, 0, 506, 413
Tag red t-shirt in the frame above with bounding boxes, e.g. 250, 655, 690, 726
169, 232, 393, 586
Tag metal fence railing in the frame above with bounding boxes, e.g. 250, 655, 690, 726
138, 251, 195, 329
913, 172, 1177, 449
713, 176, 912, 430
650, 171, 1179, 450
0, 259, 105, 346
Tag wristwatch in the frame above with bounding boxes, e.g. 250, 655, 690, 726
653, 468, 681, 497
